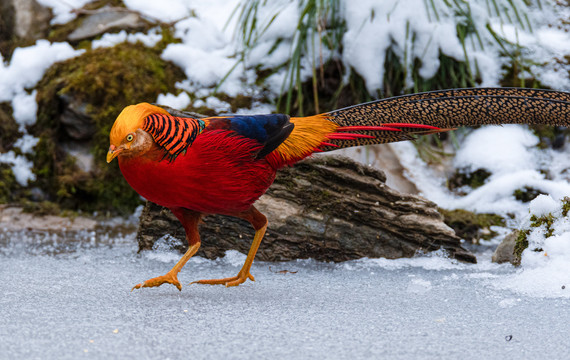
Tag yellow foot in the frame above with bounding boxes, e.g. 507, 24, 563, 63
191, 272, 255, 287
131, 272, 182, 291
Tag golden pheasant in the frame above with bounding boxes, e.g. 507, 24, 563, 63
106, 87, 570, 291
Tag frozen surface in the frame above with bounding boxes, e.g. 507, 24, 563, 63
1, 232, 569, 360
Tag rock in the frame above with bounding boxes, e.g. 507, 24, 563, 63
68, 7, 147, 42
61, 142, 94, 172
0, 0, 51, 48
438, 208, 505, 243
12, 0, 52, 40
58, 94, 97, 140
492, 230, 518, 264
137, 156, 477, 263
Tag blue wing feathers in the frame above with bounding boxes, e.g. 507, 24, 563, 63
227, 114, 289, 142
204, 114, 294, 158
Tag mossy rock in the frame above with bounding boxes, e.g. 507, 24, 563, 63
31, 42, 185, 214
0, 103, 21, 153
512, 229, 529, 266
0, 104, 25, 204
0, 164, 25, 204
439, 208, 505, 243
513, 186, 545, 203
512, 203, 566, 265
47, 0, 131, 43
448, 168, 491, 193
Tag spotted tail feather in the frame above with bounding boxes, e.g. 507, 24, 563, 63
318, 87, 570, 151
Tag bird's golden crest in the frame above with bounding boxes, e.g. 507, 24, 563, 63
109, 103, 169, 146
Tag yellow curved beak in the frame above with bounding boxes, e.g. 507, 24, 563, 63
106, 145, 121, 163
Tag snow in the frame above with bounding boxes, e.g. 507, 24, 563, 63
156, 92, 191, 110
1, 232, 569, 359
0, 40, 83, 106
91, 29, 163, 49
36, 0, 94, 25
0, 40, 82, 184
120, 0, 570, 108
0, 151, 36, 185
122, 0, 192, 23
495, 195, 570, 298
453, 126, 539, 174
390, 126, 570, 219
529, 194, 559, 217
11, 90, 38, 129
14, 134, 40, 154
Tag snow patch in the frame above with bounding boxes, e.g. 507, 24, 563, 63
123, 0, 191, 22
14, 135, 40, 154
156, 92, 191, 110
0, 152, 36, 185
11, 91, 38, 129
91, 29, 163, 49
0, 40, 83, 104
454, 126, 539, 174
392, 126, 570, 219
36, 0, 93, 25
529, 194, 559, 217
495, 196, 570, 298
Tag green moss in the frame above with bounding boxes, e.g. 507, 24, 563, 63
513, 211, 558, 265
47, 17, 85, 43
439, 208, 505, 243
513, 196, 570, 265
448, 168, 491, 192
513, 229, 530, 266
0, 104, 26, 204
529, 213, 555, 237
513, 186, 544, 203
22, 200, 61, 216
561, 197, 570, 217
0, 103, 20, 153
154, 26, 182, 51
33, 42, 185, 214
0, 164, 21, 203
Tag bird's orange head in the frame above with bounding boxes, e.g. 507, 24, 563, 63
107, 103, 169, 163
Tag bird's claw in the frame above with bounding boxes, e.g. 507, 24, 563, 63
190, 271, 255, 287
131, 272, 182, 291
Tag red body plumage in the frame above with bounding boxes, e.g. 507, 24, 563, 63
119, 129, 276, 215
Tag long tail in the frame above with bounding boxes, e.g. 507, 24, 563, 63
322, 87, 570, 150
267, 87, 570, 167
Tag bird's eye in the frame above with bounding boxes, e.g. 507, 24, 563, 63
126, 134, 134, 142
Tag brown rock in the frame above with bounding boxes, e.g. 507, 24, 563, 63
492, 230, 518, 264
68, 7, 147, 42
137, 156, 476, 263
8, 0, 51, 40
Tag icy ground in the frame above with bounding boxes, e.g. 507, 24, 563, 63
1, 232, 568, 360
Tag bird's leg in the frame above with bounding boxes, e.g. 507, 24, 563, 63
192, 206, 267, 287
132, 208, 201, 291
